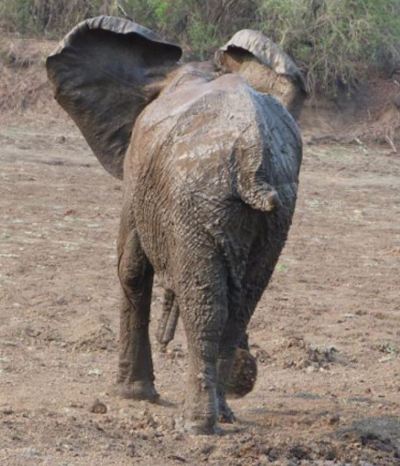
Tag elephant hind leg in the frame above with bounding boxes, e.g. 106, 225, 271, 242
116, 228, 158, 402
218, 239, 280, 404
217, 240, 276, 413
178, 256, 229, 434
217, 309, 244, 423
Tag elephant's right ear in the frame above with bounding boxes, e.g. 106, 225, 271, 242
46, 16, 182, 179
214, 30, 306, 119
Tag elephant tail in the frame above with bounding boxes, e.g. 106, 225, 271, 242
234, 144, 282, 212
237, 179, 282, 212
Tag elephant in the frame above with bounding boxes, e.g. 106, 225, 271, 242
46, 16, 306, 434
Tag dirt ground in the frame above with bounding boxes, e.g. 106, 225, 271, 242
0, 116, 399, 465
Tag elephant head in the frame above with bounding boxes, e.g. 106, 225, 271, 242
46, 16, 306, 181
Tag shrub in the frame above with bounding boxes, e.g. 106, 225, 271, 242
257, 0, 400, 95
0, 0, 117, 36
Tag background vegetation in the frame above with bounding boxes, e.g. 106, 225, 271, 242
1, 0, 399, 96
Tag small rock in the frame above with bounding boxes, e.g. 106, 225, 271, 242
288, 444, 310, 460
126, 442, 135, 457
69, 402, 83, 408
200, 445, 215, 456
55, 297, 68, 306
267, 447, 280, 461
328, 414, 341, 425
25, 327, 41, 337
316, 441, 337, 461
286, 460, 299, 466
255, 348, 270, 363
22, 447, 40, 458
90, 399, 107, 414
63, 209, 77, 217
2, 407, 14, 415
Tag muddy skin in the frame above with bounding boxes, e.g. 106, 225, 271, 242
46, 17, 305, 434
155, 291, 257, 402
120, 68, 302, 433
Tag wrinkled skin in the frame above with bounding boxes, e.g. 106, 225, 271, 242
115, 65, 301, 433
46, 18, 304, 435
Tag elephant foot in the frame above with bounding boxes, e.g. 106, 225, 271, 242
183, 392, 219, 435
184, 419, 221, 435
225, 348, 257, 398
218, 396, 236, 424
115, 380, 159, 402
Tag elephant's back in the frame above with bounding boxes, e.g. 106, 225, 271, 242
131, 68, 301, 186
130, 72, 258, 192
127, 68, 302, 276
132, 71, 258, 162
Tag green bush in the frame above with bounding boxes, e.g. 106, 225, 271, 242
1, 0, 399, 97
0, 0, 116, 36
120, 0, 256, 58
257, 0, 400, 95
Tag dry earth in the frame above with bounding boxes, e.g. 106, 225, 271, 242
0, 118, 399, 465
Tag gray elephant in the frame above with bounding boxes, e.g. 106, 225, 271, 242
46, 16, 306, 434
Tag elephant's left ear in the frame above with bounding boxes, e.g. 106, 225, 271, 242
46, 16, 182, 179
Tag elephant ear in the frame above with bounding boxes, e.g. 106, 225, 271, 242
214, 30, 306, 118
46, 16, 182, 179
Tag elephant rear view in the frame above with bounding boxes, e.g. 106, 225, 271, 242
46, 16, 306, 434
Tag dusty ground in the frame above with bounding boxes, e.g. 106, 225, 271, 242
0, 117, 399, 466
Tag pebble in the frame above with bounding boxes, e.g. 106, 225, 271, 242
22, 447, 40, 458
328, 414, 341, 425
90, 399, 107, 414
126, 442, 135, 457
2, 407, 14, 415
